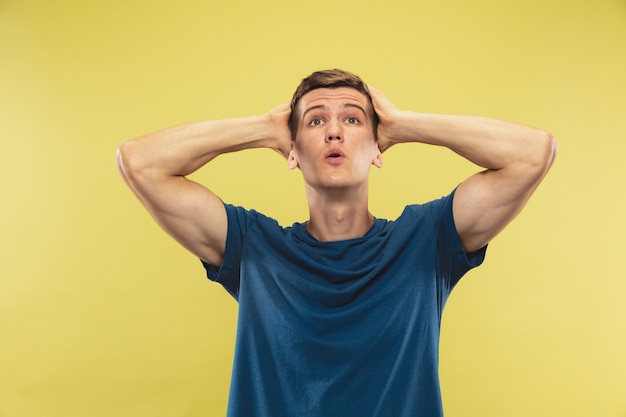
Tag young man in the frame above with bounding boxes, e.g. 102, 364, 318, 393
117, 69, 556, 416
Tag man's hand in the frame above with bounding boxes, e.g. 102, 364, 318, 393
265, 103, 293, 159
368, 85, 406, 153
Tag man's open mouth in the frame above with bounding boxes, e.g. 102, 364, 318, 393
325, 149, 345, 159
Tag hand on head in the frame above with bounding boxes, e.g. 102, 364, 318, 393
367, 85, 402, 153
266, 103, 293, 159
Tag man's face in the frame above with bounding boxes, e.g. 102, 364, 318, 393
288, 87, 382, 191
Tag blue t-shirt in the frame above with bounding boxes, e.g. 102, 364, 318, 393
202, 190, 486, 417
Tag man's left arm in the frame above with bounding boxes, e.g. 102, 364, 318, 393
370, 86, 557, 253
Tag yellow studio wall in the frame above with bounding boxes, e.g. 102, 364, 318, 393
1, 0, 625, 416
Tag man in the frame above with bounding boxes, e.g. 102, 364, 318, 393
116, 69, 556, 416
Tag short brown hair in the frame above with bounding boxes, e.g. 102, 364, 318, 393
288, 69, 379, 140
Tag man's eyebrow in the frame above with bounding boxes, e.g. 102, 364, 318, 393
343, 103, 367, 116
301, 103, 367, 120
302, 105, 327, 121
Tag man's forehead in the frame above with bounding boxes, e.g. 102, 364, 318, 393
299, 87, 369, 110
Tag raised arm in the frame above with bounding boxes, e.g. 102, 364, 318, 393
116, 104, 292, 266
369, 86, 557, 253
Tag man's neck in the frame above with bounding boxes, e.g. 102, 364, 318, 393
305, 189, 374, 242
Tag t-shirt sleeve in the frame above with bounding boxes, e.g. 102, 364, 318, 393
437, 188, 487, 290
200, 203, 249, 301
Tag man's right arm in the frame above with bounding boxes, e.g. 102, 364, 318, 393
116, 104, 292, 266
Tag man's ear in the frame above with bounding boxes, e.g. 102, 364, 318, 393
372, 146, 383, 168
287, 148, 299, 170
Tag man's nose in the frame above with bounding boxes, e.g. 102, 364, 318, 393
325, 119, 343, 141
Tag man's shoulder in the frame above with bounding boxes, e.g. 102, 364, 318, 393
399, 190, 455, 220
223, 203, 293, 235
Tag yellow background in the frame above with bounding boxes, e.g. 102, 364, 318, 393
2, 0, 625, 416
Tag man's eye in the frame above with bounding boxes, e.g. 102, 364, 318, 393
346, 117, 359, 124
309, 118, 323, 126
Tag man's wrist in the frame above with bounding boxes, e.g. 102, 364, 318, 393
382, 110, 421, 145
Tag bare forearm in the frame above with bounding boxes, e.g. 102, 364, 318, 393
387, 111, 555, 171
117, 115, 277, 179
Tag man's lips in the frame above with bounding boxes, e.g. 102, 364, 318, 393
325, 148, 346, 159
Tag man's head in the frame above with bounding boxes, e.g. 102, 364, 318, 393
288, 69, 379, 141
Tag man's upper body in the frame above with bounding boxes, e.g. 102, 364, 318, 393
116, 69, 557, 415
200, 191, 485, 416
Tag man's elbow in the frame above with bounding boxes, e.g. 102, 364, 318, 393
541, 130, 558, 168
528, 130, 557, 177
116, 140, 148, 184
